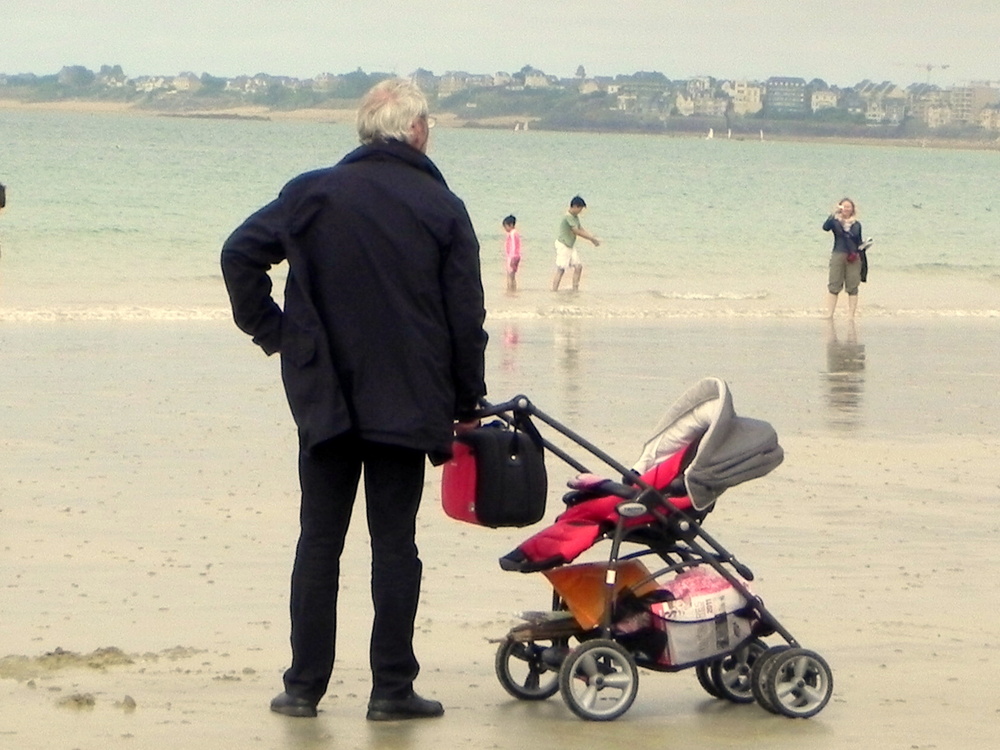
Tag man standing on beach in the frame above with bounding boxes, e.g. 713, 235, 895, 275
221, 79, 487, 721
552, 195, 600, 291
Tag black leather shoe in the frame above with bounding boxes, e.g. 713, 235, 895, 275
366, 693, 444, 721
270, 691, 317, 718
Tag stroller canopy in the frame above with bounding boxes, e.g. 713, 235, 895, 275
632, 377, 783, 511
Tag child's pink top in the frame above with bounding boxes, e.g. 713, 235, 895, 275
505, 229, 521, 260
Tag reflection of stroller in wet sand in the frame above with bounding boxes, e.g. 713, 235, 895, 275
442, 378, 833, 721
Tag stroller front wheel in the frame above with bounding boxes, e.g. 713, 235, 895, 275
761, 647, 833, 718
495, 637, 562, 701
750, 644, 791, 712
558, 639, 639, 721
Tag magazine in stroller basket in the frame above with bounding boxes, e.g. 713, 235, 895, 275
441, 377, 833, 722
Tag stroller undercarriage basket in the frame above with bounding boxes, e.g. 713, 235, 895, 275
448, 379, 833, 722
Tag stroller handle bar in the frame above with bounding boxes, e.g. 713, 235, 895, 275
476, 394, 644, 488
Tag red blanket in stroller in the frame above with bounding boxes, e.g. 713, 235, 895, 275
499, 447, 692, 572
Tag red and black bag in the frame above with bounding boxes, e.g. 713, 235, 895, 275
441, 419, 547, 528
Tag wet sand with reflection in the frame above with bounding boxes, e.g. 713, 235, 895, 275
2, 316, 998, 748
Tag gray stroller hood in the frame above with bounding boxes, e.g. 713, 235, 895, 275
632, 377, 783, 511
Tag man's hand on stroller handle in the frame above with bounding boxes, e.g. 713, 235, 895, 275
454, 418, 479, 435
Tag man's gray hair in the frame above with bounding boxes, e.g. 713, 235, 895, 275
357, 78, 429, 146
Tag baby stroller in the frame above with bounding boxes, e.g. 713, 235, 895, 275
442, 377, 833, 722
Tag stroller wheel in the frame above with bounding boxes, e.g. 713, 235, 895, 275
495, 637, 562, 701
762, 648, 833, 718
559, 639, 639, 721
711, 638, 767, 704
750, 645, 790, 713
695, 662, 721, 698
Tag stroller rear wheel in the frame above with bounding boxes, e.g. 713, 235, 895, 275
710, 637, 767, 703
559, 639, 639, 721
495, 637, 563, 700
760, 647, 833, 718
695, 662, 721, 698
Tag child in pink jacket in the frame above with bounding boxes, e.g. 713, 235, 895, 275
503, 214, 521, 292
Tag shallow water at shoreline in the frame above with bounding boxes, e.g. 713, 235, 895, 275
1, 108, 999, 321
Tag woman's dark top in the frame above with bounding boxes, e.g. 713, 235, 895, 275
823, 214, 863, 254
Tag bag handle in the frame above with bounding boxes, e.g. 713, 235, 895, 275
511, 412, 544, 452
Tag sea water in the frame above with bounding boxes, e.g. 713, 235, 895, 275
1, 108, 999, 320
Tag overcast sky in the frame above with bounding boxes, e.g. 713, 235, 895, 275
2, 1, 998, 88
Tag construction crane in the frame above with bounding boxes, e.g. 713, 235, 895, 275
918, 63, 950, 83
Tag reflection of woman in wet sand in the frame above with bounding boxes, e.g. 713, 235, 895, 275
0, 182, 6, 259
824, 318, 866, 426
823, 198, 863, 319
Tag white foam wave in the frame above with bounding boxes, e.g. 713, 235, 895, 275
485, 306, 1000, 321
648, 290, 771, 301
0, 306, 233, 323
3, 304, 998, 324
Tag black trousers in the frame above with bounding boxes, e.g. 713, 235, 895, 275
282, 433, 425, 703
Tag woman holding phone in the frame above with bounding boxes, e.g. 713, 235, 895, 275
822, 197, 864, 318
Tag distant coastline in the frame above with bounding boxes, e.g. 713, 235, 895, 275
2, 97, 998, 152
0, 97, 358, 123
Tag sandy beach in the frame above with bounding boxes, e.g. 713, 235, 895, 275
1, 313, 998, 749
0, 97, 357, 122
0, 97, 470, 127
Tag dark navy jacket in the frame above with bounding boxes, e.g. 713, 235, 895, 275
221, 139, 487, 460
